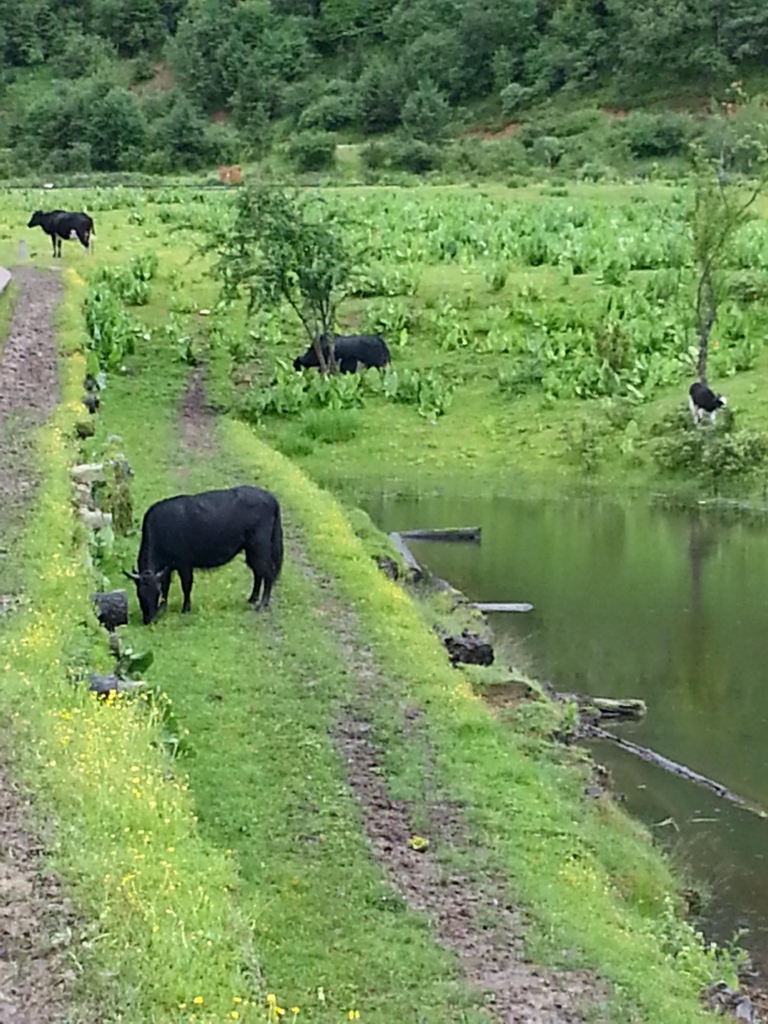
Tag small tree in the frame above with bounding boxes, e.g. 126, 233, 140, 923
402, 79, 450, 144
689, 93, 768, 383
206, 185, 355, 372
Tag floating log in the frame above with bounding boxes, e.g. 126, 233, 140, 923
88, 674, 144, 696
443, 630, 494, 667
92, 590, 129, 632
471, 602, 533, 613
590, 726, 768, 819
589, 697, 646, 719
388, 532, 423, 582
400, 527, 481, 543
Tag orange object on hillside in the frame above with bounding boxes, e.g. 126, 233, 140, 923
218, 165, 242, 185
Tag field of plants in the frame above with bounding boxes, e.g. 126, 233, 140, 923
30, 176, 768, 495
1, 179, 768, 1021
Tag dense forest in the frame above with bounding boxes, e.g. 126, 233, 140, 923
2, 0, 768, 174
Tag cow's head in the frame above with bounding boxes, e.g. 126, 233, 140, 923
27, 211, 43, 228
124, 568, 168, 625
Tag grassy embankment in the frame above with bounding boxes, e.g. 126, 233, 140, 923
0, 191, 746, 1021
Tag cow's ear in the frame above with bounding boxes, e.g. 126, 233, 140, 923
123, 569, 140, 582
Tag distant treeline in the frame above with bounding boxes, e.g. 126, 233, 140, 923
2, 0, 768, 174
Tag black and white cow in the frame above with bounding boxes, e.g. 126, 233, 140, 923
689, 381, 727, 425
27, 210, 94, 257
293, 334, 391, 374
125, 486, 284, 624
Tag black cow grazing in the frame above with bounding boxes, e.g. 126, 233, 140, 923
27, 210, 95, 257
689, 381, 727, 425
125, 486, 283, 624
293, 333, 391, 374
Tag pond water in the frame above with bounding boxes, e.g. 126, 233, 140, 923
364, 490, 768, 974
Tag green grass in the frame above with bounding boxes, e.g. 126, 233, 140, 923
0, 186, 741, 1022
0, 273, 263, 1023
89, 262, 726, 1019
0, 279, 18, 350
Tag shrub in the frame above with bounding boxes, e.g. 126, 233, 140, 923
500, 82, 532, 118
530, 135, 563, 167
50, 142, 92, 173
393, 138, 443, 173
300, 408, 360, 443
299, 93, 357, 131
358, 61, 404, 133
360, 137, 442, 174
621, 111, 696, 158
288, 131, 337, 171
652, 409, 768, 484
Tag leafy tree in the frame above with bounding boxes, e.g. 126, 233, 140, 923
88, 86, 147, 169
206, 186, 357, 372
402, 79, 450, 143
93, 0, 167, 56
689, 105, 768, 382
358, 60, 404, 133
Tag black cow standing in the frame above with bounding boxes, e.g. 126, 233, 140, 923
28, 210, 95, 257
125, 486, 284, 624
293, 334, 391, 374
689, 381, 727, 425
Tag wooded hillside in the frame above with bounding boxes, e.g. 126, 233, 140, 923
2, 0, 768, 174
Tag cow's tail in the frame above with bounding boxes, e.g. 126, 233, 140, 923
270, 502, 284, 582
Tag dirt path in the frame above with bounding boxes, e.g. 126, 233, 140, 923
0, 267, 82, 1023
177, 370, 611, 1023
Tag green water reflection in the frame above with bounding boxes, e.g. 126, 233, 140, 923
365, 492, 768, 971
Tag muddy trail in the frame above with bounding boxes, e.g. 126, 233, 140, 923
0, 268, 82, 1024
176, 369, 611, 1024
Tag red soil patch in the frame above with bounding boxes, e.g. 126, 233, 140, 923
462, 122, 522, 142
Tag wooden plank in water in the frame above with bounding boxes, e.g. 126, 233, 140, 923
471, 602, 533, 613
388, 532, 423, 581
400, 527, 481, 543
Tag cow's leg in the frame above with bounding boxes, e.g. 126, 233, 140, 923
247, 574, 262, 604
178, 567, 194, 614
160, 569, 172, 609
245, 528, 273, 609
245, 546, 263, 604
257, 576, 274, 610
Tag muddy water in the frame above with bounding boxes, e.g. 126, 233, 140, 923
365, 491, 768, 974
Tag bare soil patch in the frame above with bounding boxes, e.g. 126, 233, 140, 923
0, 267, 61, 589
0, 267, 84, 1023
462, 123, 522, 142
178, 365, 218, 458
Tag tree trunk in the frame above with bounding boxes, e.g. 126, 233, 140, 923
696, 264, 717, 385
